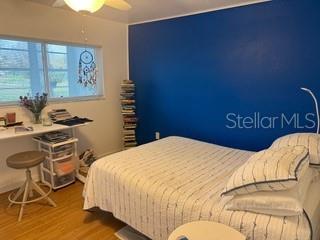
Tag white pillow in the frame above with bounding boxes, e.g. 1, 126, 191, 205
225, 168, 316, 216
271, 133, 320, 166
222, 145, 309, 196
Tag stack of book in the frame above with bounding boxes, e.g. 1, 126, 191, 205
121, 80, 138, 149
33, 131, 72, 144
48, 109, 72, 122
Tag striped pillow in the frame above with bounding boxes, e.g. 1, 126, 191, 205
270, 133, 320, 166
222, 146, 309, 196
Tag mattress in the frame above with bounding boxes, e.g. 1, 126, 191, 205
83, 136, 318, 240
305, 173, 320, 239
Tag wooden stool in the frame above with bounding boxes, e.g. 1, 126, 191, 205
6, 151, 56, 221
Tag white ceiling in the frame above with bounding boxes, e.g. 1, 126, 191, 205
26, 0, 271, 24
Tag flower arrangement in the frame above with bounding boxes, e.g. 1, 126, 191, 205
19, 93, 48, 124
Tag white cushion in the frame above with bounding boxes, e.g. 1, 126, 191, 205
222, 145, 309, 196
271, 133, 320, 166
225, 168, 316, 216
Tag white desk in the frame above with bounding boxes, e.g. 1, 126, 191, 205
0, 122, 89, 183
0, 123, 88, 141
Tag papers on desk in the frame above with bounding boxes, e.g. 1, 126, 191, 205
14, 126, 34, 133
0, 127, 6, 131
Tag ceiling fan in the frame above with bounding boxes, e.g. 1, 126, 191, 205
52, 0, 132, 13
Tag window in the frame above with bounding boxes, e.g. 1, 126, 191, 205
0, 38, 103, 104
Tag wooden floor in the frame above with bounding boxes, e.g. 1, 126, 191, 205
0, 181, 125, 240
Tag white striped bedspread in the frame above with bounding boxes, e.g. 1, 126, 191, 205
83, 136, 314, 240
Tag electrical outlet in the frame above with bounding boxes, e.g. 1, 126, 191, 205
155, 132, 160, 140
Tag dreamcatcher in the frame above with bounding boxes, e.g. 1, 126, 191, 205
78, 49, 97, 88
78, 17, 98, 89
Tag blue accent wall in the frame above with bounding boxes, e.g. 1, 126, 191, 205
129, 0, 320, 151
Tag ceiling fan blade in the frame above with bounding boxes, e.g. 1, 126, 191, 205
52, 0, 66, 7
104, 0, 132, 11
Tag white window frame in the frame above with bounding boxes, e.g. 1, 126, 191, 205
0, 36, 105, 106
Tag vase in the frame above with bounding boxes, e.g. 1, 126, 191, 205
33, 112, 42, 124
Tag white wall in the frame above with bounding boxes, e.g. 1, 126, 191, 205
0, 0, 128, 193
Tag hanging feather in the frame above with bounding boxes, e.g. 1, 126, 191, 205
78, 49, 97, 88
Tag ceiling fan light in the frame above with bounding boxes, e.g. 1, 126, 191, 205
64, 0, 106, 13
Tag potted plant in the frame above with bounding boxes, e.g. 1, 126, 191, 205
19, 93, 48, 124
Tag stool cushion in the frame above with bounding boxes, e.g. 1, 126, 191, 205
7, 151, 45, 169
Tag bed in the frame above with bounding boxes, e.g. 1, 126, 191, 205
83, 136, 320, 240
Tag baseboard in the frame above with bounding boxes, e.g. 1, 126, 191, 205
0, 173, 40, 194
0, 149, 122, 194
